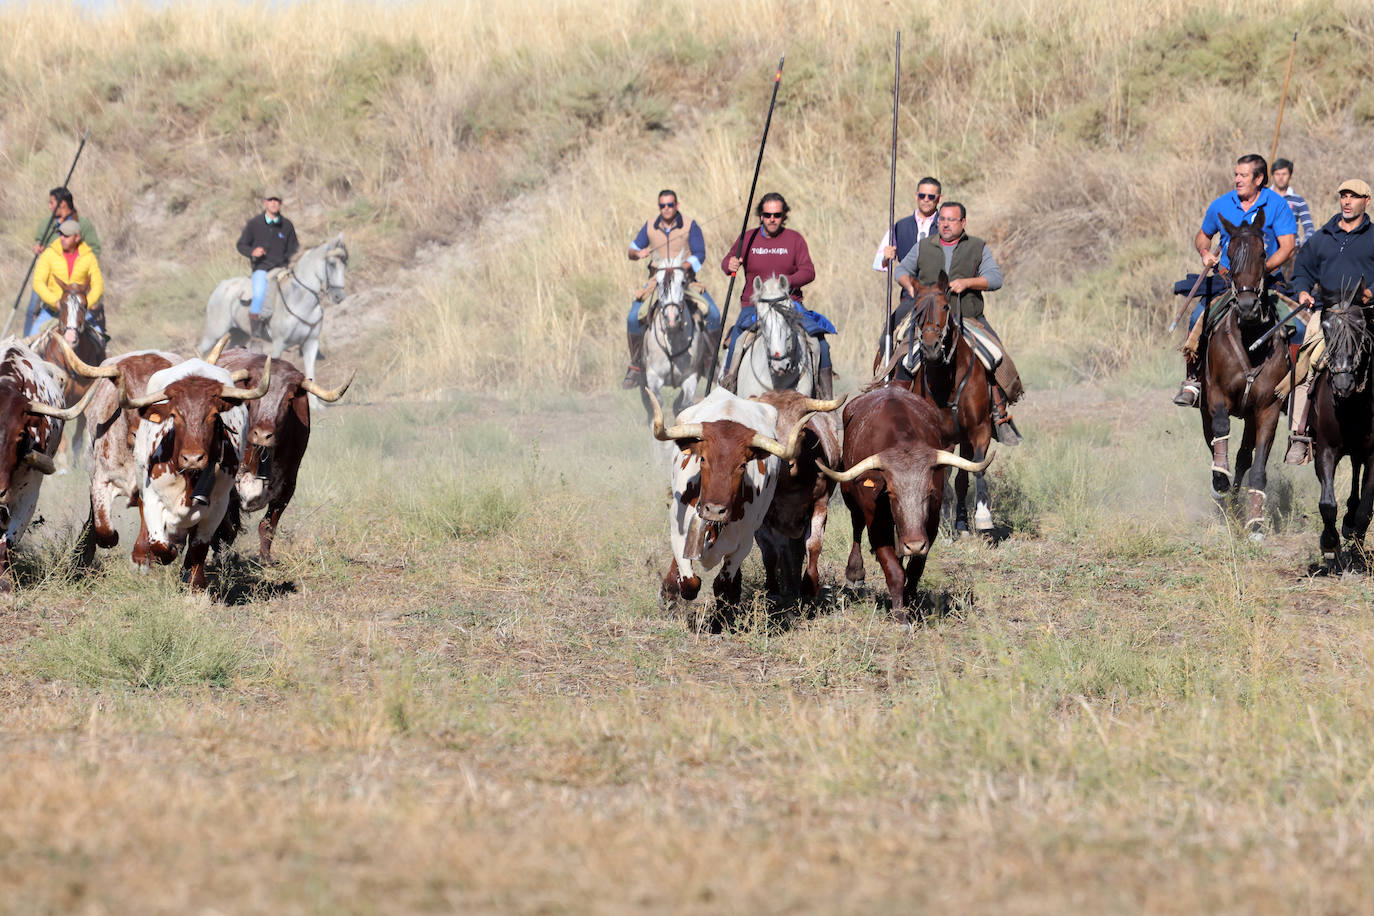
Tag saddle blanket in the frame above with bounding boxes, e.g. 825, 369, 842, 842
737, 301, 838, 335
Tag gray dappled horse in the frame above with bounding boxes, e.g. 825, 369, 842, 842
200, 234, 347, 384
735, 275, 817, 398
640, 252, 710, 423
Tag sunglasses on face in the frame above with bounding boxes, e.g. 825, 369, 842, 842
917, 193, 938, 200
659, 202, 677, 209
761, 211, 784, 218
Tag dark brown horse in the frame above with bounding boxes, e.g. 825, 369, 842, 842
1197, 208, 1291, 534
31, 279, 105, 465
1309, 280, 1374, 566
881, 276, 996, 535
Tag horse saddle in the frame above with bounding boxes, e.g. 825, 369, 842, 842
230, 268, 288, 319
643, 288, 710, 327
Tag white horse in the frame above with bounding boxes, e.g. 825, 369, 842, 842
640, 252, 710, 423
199, 233, 348, 381
735, 275, 817, 398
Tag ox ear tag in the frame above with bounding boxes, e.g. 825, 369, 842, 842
862, 479, 877, 488
146, 409, 164, 424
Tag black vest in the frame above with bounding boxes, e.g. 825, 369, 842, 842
892, 215, 927, 264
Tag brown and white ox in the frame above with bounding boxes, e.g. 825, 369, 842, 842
71, 346, 269, 590
819, 387, 993, 622
749, 390, 846, 599
0, 341, 94, 590
210, 349, 352, 563
651, 387, 816, 628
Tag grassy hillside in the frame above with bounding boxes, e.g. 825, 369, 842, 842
3, 0, 1372, 390
5, 1, 1374, 912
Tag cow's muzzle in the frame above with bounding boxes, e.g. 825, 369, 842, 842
898, 537, 930, 558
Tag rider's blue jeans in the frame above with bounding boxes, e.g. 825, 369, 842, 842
724, 304, 833, 371
250, 270, 269, 316
627, 290, 720, 334
23, 291, 48, 336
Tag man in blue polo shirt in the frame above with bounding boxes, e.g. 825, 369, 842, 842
1174, 154, 1297, 407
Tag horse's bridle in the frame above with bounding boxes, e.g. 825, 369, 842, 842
756, 293, 803, 380
1322, 303, 1374, 396
280, 252, 346, 325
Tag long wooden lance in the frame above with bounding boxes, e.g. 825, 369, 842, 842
1268, 31, 1297, 166
4, 128, 91, 338
704, 56, 785, 396
1168, 250, 1219, 333
882, 31, 901, 371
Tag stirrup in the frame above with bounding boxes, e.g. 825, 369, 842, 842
1284, 435, 1312, 466
1173, 379, 1200, 407
621, 365, 643, 389
994, 415, 1023, 446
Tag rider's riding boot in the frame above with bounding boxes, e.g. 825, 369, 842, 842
991, 385, 1022, 446
250, 315, 270, 341
717, 337, 740, 392
621, 331, 645, 389
1174, 354, 1201, 407
815, 366, 834, 400
1284, 378, 1313, 465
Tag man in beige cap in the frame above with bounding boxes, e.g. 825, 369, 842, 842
235, 192, 298, 339
1282, 178, 1374, 464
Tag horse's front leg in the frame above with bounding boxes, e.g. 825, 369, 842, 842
1202, 393, 1231, 500
1316, 445, 1343, 564
1233, 420, 1257, 497
1244, 402, 1282, 534
953, 468, 971, 536
967, 437, 993, 534
1342, 459, 1364, 540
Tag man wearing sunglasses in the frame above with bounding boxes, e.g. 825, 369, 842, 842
622, 190, 720, 389
873, 177, 942, 272
718, 192, 837, 397
1279, 178, 1374, 465
896, 201, 1024, 445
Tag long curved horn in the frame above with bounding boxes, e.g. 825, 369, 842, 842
22, 451, 57, 475
647, 389, 702, 442
300, 371, 355, 402
749, 411, 818, 460
204, 334, 231, 365
230, 369, 251, 382
28, 383, 99, 421
934, 447, 995, 474
120, 375, 168, 410
220, 358, 271, 401
815, 453, 885, 483
798, 393, 847, 413
52, 335, 120, 378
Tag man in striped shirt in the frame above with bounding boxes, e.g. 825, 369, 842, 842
1272, 158, 1316, 251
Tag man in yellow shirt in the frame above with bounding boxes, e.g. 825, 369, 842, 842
32, 220, 105, 337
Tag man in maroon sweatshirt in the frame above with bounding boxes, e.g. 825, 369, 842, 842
718, 192, 837, 396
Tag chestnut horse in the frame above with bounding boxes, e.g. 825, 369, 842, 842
1309, 280, 1374, 566
880, 275, 996, 535
1196, 209, 1291, 534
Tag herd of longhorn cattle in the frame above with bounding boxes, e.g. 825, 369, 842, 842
651, 361, 993, 628
0, 332, 351, 595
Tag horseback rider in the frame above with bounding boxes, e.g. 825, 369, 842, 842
31, 220, 104, 337
1174, 154, 1296, 408
718, 192, 837, 398
1283, 178, 1374, 465
895, 201, 1024, 445
26, 188, 102, 336
622, 190, 720, 388
236, 192, 299, 341
873, 176, 941, 272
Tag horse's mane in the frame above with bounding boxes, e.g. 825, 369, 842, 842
1228, 222, 1264, 281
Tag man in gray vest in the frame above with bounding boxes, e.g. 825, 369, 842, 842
895, 201, 1024, 445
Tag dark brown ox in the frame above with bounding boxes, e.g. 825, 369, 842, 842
211, 349, 352, 563
749, 390, 846, 598
819, 387, 993, 622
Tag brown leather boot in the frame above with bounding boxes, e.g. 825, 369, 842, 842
815, 367, 834, 399
621, 331, 645, 389
991, 385, 1022, 446
1173, 354, 1201, 406
250, 315, 270, 341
